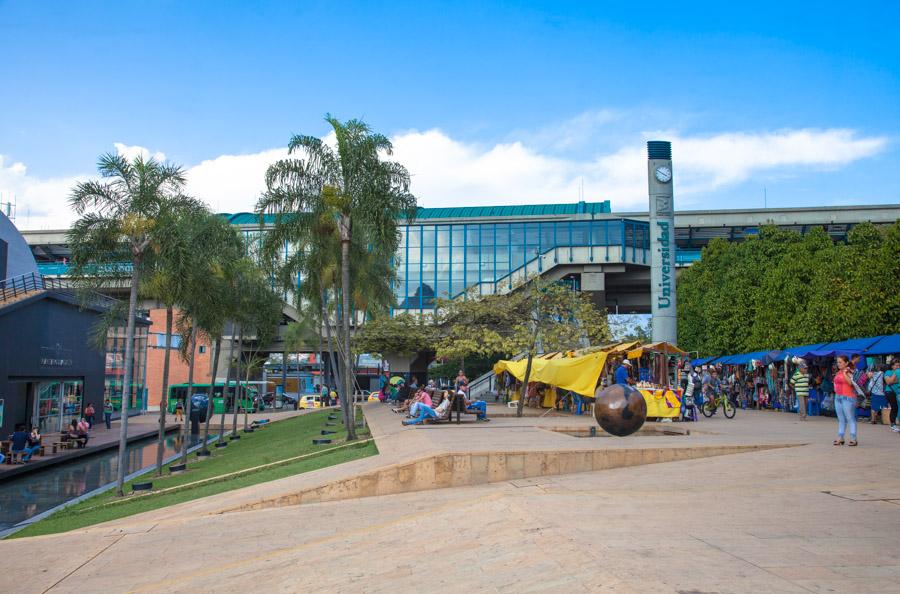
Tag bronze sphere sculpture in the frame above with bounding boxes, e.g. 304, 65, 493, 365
593, 383, 647, 437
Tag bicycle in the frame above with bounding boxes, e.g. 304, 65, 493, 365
701, 385, 736, 418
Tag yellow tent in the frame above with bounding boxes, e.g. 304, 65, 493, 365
626, 342, 686, 359
493, 350, 608, 397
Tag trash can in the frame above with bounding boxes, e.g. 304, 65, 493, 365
190, 393, 209, 434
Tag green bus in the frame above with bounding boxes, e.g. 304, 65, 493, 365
166, 382, 260, 415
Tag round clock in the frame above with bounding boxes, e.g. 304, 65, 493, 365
655, 166, 672, 183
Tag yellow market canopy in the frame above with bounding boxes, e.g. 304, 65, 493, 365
626, 341, 686, 359
493, 351, 608, 397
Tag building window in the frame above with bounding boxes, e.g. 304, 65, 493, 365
151, 332, 182, 349
199, 345, 207, 354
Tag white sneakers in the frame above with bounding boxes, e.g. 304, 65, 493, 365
891, 425, 900, 433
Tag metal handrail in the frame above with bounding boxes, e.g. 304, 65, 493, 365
0, 271, 119, 309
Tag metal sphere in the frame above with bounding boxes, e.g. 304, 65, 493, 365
593, 383, 647, 437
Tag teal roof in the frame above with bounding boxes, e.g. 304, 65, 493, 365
221, 200, 611, 226
414, 200, 610, 220
222, 212, 276, 225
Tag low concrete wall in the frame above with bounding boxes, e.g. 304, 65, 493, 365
225, 443, 790, 513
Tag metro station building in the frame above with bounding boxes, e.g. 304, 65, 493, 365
0, 212, 148, 435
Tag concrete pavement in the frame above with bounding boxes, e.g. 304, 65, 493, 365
2, 406, 899, 593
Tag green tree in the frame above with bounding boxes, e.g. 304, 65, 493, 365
69, 153, 193, 496
435, 279, 610, 417
257, 115, 417, 438
142, 201, 210, 475
677, 221, 900, 356
353, 313, 440, 357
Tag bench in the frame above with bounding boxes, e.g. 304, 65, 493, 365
449, 395, 481, 424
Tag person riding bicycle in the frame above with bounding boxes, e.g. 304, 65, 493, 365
703, 368, 723, 402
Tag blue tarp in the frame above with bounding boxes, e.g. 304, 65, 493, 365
760, 350, 787, 365
690, 356, 717, 366
866, 335, 900, 355
686, 334, 900, 367
798, 349, 862, 360
721, 350, 768, 365
783, 343, 827, 356
819, 336, 883, 352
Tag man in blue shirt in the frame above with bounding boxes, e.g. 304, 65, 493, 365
615, 360, 633, 386
9, 425, 29, 464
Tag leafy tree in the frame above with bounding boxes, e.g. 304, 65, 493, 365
609, 314, 652, 343
142, 200, 210, 475
257, 115, 417, 438
68, 153, 194, 496
677, 221, 900, 356
434, 279, 610, 417
353, 313, 440, 357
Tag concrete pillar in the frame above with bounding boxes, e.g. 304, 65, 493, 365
647, 141, 677, 344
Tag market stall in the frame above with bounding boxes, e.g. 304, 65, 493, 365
626, 342, 686, 418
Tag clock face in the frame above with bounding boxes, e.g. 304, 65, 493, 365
655, 166, 672, 183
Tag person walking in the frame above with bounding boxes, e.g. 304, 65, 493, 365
83, 403, 96, 428
833, 355, 858, 446
790, 361, 810, 420
174, 399, 184, 423
884, 359, 900, 432
454, 370, 468, 391
103, 398, 113, 430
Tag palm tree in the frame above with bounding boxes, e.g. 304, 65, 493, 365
142, 201, 209, 475
173, 212, 246, 462
69, 153, 194, 497
258, 116, 416, 437
190, 215, 245, 455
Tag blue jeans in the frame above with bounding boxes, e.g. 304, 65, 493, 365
406, 405, 437, 425
835, 396, 857, 440
104, 412, 112, 430
24, 445, 40, 461
466, 400, 487, 419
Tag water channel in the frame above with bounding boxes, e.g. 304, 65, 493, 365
0, 433, 207, 533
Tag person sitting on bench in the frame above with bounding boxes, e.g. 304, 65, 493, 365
24, 426, 42, 461
393, 386, 431, 415
403, 392, 452, 426
9, 424, 29, 464
65, 418, 89, 448
459, 385, 490, 421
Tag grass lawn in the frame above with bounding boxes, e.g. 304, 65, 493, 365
10, 409, 376, 539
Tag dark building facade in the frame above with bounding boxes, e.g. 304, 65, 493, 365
0, 293, 109, 435
0, 211, 148, 435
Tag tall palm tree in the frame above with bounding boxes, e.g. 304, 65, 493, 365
173, 212, 246, 462
258, 116, 416, 437
69, 153, 193, 497
142, 201, 209, 475
190, 215, 245, 455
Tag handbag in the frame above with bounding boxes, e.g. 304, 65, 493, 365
850, 375, 868, 406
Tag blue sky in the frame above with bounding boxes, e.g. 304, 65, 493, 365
1, 0, 898, 228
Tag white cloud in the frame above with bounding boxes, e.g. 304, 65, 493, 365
0, 155, 82, 229
112, 142, 166, 163
0, 121, 888, 230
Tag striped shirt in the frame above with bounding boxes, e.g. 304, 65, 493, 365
790, 370, 809, 398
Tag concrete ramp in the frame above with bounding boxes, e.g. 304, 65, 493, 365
223, 443, 792, 513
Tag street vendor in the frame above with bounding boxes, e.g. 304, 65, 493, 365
615, 360, 634, 386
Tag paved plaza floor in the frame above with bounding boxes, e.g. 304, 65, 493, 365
2, 405, 899, 593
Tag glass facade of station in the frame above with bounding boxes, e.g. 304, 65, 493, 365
104, 322, 149, 411
394, 218, 650, 310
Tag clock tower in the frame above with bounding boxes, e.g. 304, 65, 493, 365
647, 141, 677, 344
